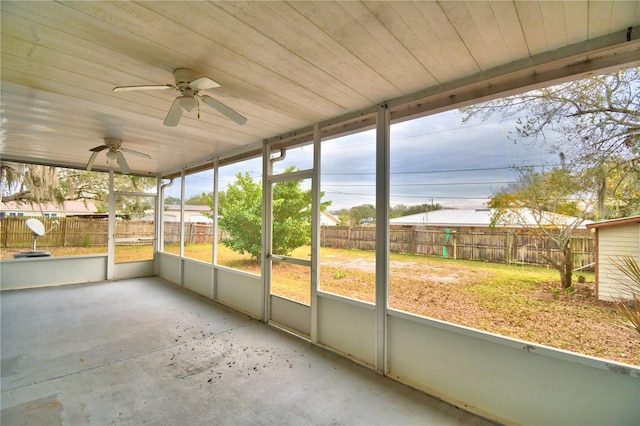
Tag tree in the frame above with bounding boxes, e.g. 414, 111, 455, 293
391, 202, 443, 218
216, 167, 331, 259
1, 163, 63, 205
332, 208, 351, 226
164, 196, 181, 205
599, 159, 640, 217
185, 192, 212, 205
350, 204, 376, 225
461, 67, 640, 219
489, 166, 595, 289
1, 162, 156, 216
217, 172, 263, 258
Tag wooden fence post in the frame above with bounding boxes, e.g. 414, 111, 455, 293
62, 218, 68, 247
1, 219, 7, 248
411, 228, 416, 254
453, 231, 457, 260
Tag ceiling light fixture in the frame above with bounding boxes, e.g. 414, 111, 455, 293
106, 150, 118, 161
179, 95, 198, 112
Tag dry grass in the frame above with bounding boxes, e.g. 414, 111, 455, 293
2, 243, 637, 366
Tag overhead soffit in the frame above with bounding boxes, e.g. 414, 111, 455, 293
1, 1, 639, 177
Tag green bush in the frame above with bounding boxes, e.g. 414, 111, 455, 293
611, 256, 640, 337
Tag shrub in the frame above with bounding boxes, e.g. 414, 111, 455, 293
611, 256, 640, 337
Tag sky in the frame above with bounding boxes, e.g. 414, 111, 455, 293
167, 108, 561, 212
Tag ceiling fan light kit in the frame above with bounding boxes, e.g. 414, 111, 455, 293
179, 96, 198, 112
86, 137, 151, 175
114, 68, 247, 127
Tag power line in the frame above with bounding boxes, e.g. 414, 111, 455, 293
322, 189, 489, 200
390, 114, 527, 140
323, 163, 560, 176
323, 181, 515, 187
320, 113, 529, 153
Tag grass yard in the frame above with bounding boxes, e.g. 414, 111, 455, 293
2, 243, 637, 366
315, 248, 638, 366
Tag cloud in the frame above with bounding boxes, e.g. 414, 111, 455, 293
167, 109, 559, 211
321, 109, 559, 210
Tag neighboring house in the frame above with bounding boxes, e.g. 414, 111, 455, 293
0, 200, 98, 218
391, 209, 494, 227
189, 215, 213, 223
163, 204, 212, 222
586, 216, 640, 301
163, 206, 336, 225
390, 208, 593, 230
320, 211, 339, 226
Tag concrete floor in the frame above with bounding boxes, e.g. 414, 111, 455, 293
1, 277, 494, 425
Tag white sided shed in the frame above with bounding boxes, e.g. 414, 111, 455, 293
587, 216, 640, 301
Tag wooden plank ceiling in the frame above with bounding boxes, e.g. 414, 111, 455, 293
1, 1, 639, 176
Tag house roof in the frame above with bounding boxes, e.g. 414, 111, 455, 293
390, 208, 593, 229
1, 200, 98, 214
320, 210, 340, 226
586, 215, 640, 229
391, 209, 495, 227
165, 204, 211, 212
1, 1, 638, 177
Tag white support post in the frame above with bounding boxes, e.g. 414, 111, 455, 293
310, 123, 321, 344
178, 170, 185, 285
261, 142, 272, 323
375, 104, 390, 374
154, 175, 162, 276
155, 175, 162, 254
107, 169, 115, 280
212, 160, 219, 299
179, 170, 185, 259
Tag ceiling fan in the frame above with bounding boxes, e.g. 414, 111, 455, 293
113, 68, 247, 127
86, 137, 150, 174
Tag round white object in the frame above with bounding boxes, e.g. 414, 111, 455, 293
26, 218, 46, 236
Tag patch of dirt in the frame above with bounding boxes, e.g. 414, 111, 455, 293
324, 257, 471, 283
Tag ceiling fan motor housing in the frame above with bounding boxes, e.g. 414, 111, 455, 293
103, 137, 123, 149
174, 68, 201, 87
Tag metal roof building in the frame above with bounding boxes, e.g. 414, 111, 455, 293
390, 208, 594, 229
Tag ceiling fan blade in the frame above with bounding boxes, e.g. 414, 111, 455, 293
86, 151, 99, 171
89, 145, 109, 153
189, 77, 220, 91
200, 95, 247, 125
121, 147, 151, 159
113, 84, 175, 92
164, 98, 183, 126
117, 151, 131, 174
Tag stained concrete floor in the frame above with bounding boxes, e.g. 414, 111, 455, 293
1, 277, 495, 425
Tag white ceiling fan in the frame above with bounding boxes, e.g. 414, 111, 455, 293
86, 137, 150, 174
113, 68, 247, 127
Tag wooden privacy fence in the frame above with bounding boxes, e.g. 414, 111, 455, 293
162, 221, 218, 244
321, 225, 594, 270
1, 217, 155, 247
0, 217, 219, 247
1, 218, 594, 270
